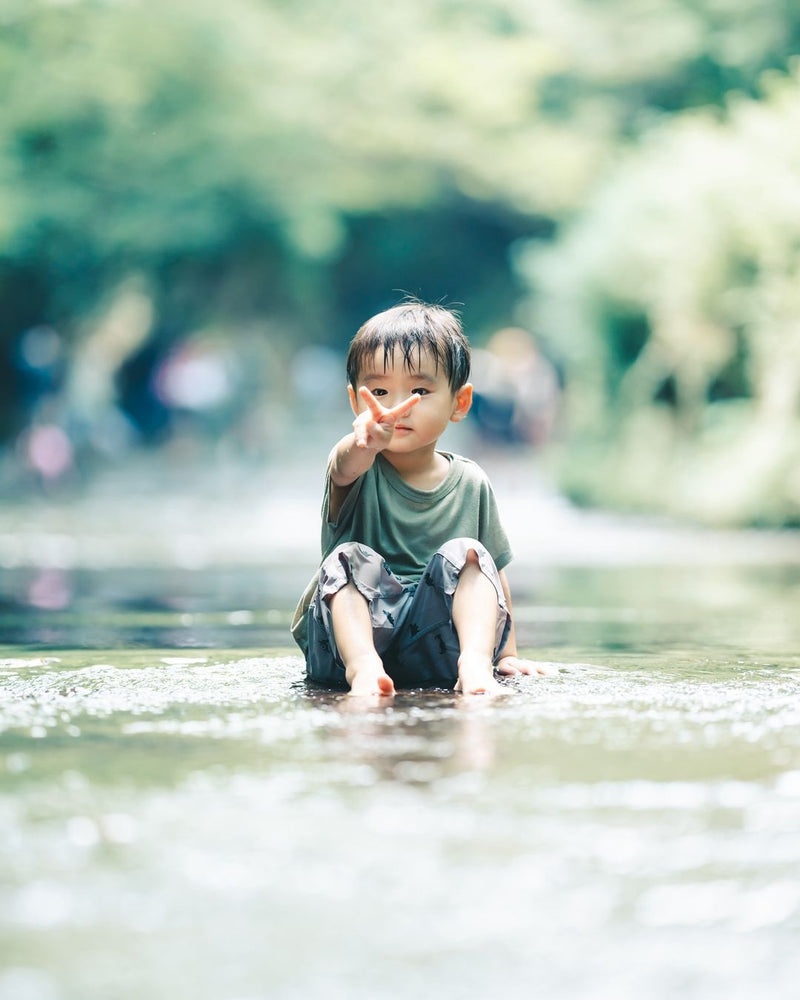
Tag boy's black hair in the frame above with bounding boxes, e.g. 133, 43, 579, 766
346, 302, 471, 393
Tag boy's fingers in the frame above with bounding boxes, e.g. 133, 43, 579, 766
358, 387, 420, 423
386, 394, 421, 419
496, 656, 534, 676
353, 412, 377, 443
358, 386, 385, 418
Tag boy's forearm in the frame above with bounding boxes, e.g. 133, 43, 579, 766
329, 433, 378, 487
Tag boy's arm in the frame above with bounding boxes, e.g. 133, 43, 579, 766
327, 432, 374, 521
328, 388, 420, 520
495, 569, 553, 677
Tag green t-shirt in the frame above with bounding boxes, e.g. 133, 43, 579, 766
291, 451, 512, 651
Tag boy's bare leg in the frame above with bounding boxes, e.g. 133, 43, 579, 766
328, 582, 395, 696
452, 551, 503, 695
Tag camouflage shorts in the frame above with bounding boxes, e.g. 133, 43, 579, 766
304, 537, 511, 689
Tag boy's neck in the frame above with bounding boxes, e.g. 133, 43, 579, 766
380, 444, 450, 490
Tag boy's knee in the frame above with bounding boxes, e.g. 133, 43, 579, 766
318, 540, 406, 614
463, 547, 481, 567
436, 537, 489, 569
325, 579, 360, 607
320, 542, 382, 592
324, 541, 379, 568
427, 538, 505, 610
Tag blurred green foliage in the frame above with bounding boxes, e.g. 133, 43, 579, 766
517, 65, 800, 526
2, 0, 799, 523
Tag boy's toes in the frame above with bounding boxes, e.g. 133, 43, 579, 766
455, 663, 503, 695
376, 674, 395, 696
348, 672, 395, 697
461, 678, 503, 695
456, 651, 504, 695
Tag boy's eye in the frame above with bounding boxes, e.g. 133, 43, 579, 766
411, 387, 430, 396
370, 388, 388, 397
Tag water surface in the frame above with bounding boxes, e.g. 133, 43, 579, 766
2, 556, 799, 1000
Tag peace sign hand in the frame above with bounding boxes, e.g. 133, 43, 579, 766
352, 386, 420, 451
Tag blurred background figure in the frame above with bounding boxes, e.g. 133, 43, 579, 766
22, 422, 75, 488
471, 328, 560, 449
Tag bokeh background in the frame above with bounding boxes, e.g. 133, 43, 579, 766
3, 0, 800, 526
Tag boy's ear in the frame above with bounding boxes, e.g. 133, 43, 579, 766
450, 383, 473, 423
347, 384, 359, 416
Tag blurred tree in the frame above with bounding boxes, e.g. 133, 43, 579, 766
2, 0, 800, 519
517, 65, 800, 525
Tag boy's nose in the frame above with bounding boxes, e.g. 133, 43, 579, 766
396, 397, 417, 418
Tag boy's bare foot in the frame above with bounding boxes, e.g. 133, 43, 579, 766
455, 651, 503, 695
346, 654, 395, 697
349, 673, 395, 697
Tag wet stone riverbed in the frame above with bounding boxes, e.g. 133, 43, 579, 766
1, 557, 800, 1000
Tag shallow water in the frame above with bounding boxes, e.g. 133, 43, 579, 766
2, 557, 800, 1000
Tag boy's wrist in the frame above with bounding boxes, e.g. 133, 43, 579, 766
330, 434, 380, 485
495, 650, 518, 663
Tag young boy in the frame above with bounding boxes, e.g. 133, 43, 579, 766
291, 302, 537, 696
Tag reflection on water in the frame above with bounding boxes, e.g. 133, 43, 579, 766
1, 562, 800, 1000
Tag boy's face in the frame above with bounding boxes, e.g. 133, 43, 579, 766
349, 347, 472, 454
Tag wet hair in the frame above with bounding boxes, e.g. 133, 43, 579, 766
346, 302, 471, 394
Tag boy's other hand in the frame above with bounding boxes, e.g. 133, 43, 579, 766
353, 386, 420, 451
495, 655, 555, 677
